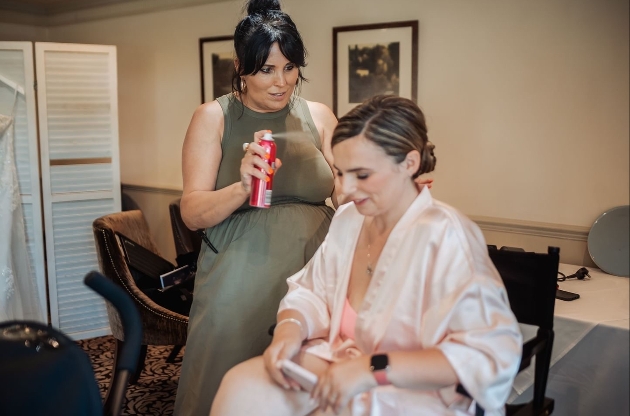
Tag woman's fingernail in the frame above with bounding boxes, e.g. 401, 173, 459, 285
268, 168, 274, 174
265, 177, 270, 183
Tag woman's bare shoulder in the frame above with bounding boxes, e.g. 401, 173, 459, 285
194, 100, 224, 123
186, 100, 225, 144
304, 99, 338, 145
305, 100, 336, 123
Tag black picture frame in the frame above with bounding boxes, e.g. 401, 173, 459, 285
333, 21, 418, 117
199, 35, 234, 103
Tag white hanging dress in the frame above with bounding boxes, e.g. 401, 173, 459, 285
0, 89, 43, 322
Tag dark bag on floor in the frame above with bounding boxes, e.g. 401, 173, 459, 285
116, 232, 194, 316
129, 267, 194, 316
176, 250, 199, 270
0, 321, 103, 416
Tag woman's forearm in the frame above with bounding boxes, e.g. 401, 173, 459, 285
386, 348, 459, 390
276, 309, 309, 341
181, 182, 249, 230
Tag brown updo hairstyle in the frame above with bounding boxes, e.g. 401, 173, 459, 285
331, 95, 437, 178
232, 0, 307, 96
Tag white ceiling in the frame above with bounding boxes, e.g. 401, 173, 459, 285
0, 0, 227, 25
0, 0, 132, 15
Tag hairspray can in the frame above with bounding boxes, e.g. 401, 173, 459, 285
249, 132, 276, 208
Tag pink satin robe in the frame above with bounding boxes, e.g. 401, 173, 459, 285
278, 188, 522, 416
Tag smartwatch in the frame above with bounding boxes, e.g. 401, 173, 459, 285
370, 354, 391, 386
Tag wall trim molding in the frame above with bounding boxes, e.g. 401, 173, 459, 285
119, 184, 591, 242
122, 183, 182, 197
470, 215, 589, 242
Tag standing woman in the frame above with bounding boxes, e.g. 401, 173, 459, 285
173, 1, 339, 414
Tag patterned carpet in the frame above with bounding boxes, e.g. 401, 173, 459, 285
77, 336, 184, 415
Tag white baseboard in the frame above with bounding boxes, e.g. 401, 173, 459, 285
470, 215, 589, 242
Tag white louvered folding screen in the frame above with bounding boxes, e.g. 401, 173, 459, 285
35, 42, 121, 339
0, 41, 48, 319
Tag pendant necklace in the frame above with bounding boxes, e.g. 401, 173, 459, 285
366, 227, 374, 276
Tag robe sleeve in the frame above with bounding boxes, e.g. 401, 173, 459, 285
424, 221, 522, 411
434, 277, 522, 411
277, 235, 333, 340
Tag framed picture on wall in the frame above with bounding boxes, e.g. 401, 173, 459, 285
333, 21, 418, 117
199, 35, 234, 103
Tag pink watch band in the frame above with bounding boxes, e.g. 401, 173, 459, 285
373, 369, 390, 386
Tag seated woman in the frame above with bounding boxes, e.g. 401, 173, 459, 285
210, 95, 522, 416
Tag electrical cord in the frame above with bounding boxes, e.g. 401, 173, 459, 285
557, 267, 590, 282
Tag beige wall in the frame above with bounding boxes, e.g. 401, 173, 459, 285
48, 1, 241, 190
2, 0, 628, 263
45, 0, 629, 226
0, 22, 48, 41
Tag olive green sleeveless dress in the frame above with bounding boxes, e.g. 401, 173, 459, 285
174, 94, 335, 416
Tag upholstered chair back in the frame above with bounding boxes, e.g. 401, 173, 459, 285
92, 210, 188, 346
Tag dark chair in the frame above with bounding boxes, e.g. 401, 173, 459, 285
92, 210, 188, 411
168, 198, 201, 266
0, 272, 141, 416
459, 245, 559, 416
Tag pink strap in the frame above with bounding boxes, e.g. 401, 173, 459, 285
373, 370, 390, 386
340, 298, 357, 341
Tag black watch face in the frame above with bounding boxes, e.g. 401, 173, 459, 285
371, 354, 388, 370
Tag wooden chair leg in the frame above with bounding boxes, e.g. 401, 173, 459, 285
533, 332, 554, 410
129, 345, 147, 385
166, 345, 183, 363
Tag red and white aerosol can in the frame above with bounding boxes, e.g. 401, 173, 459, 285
249, 132, 276, 208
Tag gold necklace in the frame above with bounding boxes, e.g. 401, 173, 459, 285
365, 220, 396, 277
366, 225, 376, 276
366, 242, 373, 276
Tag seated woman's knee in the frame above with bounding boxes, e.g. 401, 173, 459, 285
219, 357, 267, 393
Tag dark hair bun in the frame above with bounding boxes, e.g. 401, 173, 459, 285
417, 141, 436, 176
246, 0, 281, 16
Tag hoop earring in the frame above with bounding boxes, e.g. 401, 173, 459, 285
240, 78, 247, 93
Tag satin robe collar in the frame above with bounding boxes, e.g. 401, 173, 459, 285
329, 187, 433, 354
